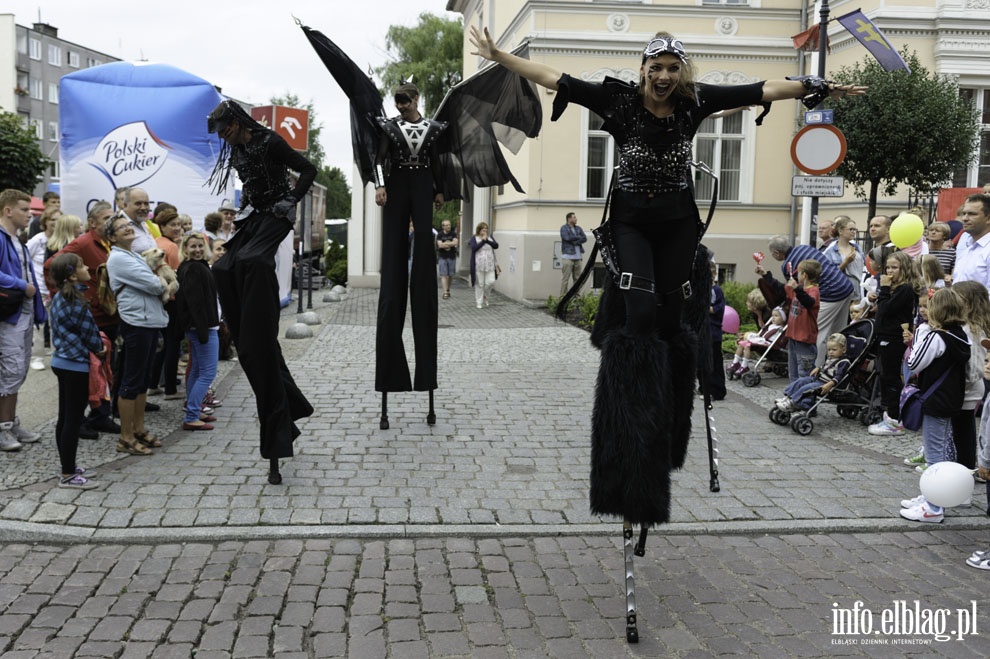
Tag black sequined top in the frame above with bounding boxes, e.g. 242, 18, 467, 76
552, 75, 765, 194
229, 129, 316, 212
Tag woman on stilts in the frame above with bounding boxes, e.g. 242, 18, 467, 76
469, 25, 865, 641
206, 100, 317, 484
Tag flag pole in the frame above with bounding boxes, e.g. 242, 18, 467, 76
808, 0, 830, 246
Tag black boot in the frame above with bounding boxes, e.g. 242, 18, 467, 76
590, 332, 673, 526
668, 330, 698, 470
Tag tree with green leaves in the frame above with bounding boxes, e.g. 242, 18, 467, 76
828, 50, 981, 218
0, 110, 49, 193
321, 165, 351, 219
374, 13, 463, 116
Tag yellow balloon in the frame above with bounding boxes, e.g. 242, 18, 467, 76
890, 213, 924, 249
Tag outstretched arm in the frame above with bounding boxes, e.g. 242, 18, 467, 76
761, 79, 867, 103
469, 26, 561, 91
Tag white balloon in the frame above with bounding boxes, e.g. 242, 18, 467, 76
919, 462, 975, 508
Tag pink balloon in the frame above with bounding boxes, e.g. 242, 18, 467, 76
722, 305, 740, 334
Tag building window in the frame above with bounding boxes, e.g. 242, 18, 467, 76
29, 38, 41, 60
17, 33, 27, 54
48, 121, 59, 142
31, 119, 42, 140
694, 111, 745, 202
585, 112, 617, 199
953, 88, 990, 188
716, 263, 736, 284
86, 57, 101, 68
68, 51, 80, 68
48, 44, 62, 66
30, 79, 43, 100
49, 83, 58, 104
701, 0, 752, 5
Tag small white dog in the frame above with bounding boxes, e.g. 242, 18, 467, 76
141, 247, 179, 302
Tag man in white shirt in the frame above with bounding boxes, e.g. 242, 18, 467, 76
120, 188, 157, 254
952, 194, 990, 289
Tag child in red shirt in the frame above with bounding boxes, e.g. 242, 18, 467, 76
785, 259, 821, 381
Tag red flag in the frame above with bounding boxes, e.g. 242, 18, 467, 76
792, 24, 830, 53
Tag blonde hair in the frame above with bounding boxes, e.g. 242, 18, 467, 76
826, 333, 847, 350
928, 288, 967, 330
639, 31, 696, 102
886, 251, 920, 294
952, 280, 990, 338
917, 254, 946, 290
178, 232, 211, 262
46, 214, 83, 252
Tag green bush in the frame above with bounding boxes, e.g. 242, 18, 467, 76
720, 280, 756, 319
325, 242, 348, 285
547, 291, 601, 329
328, 259, 347, 286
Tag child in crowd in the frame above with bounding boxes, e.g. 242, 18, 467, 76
899, 287, 970, 523
702, 261, 726, 400
918, 254, 947, 293
967, 353, 990, 570
903, 289, 932, 469
744, 288, 769, 327
868, 251, 921, 436
951, 281, 990, 469
775, 333, 850, 412
728, 306, 786, 379
49, 253, 106, 489
784, 259, 820, 381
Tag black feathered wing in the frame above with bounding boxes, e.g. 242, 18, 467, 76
433, 44, 542, 201
299, 23, 384, 187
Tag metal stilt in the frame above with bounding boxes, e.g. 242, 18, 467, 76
623, 519, 639, 643
703, 393, 720, 492
380, 393, 389, 429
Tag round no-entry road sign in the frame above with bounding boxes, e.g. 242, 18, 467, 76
790, 124, 847, 175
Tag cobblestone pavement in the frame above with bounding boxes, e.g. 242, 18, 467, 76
1, 279, 989, 656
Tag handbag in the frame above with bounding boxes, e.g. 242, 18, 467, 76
494, 264, 501, 279
0, 286, 25, 317
899, 369, 951, 431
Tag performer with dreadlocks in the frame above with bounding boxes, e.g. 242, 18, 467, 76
470, 25, 865, 641
373, 81, 446, 428
206, 99, 316, 483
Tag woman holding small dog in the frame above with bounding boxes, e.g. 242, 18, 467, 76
151, 209, 183, 401
105, 214, 168, 455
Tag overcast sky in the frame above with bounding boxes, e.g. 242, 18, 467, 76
7, 0, 461, 186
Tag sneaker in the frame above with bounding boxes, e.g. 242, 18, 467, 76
900, 494, 926, 509
147, 387, 164, 396
88, 416, 121, 434
899, 502, 943, 523
75, 466, 97, 478
915, 464, 928, 473
0, 430, 22, 452
904, 452, 926, 467
78, 423, 99, 440
58, 474, 99, 490
966, 551, 990, 570
736, 366, 750, 378
11, 417, 39, 444
29, 357, 45, 371
868, 413, 905, 436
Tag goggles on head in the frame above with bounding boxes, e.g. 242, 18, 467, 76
642, 37, 687, 62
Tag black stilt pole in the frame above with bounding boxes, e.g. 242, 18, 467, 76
623, 519, 639, 643
380, 392, 390, 430
268, 458, 282, 484
427, 390, 436, 425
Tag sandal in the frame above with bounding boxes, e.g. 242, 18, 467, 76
966, 550, 990, 570
135, 431, 162, 448
442, 291, 450, 299
116, 437, 152, 456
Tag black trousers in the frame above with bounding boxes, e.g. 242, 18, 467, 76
53, 367, 89, 476
876, 339, 906, 420
610, 189, 699, 338
151, 301, 182, 394
213, 211, 313, 459
376, 168, 438, 392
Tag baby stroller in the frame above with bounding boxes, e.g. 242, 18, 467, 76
768, 318, 881, 435
740, 327, 789, 388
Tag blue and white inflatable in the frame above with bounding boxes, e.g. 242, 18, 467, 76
59, 62, 232, 223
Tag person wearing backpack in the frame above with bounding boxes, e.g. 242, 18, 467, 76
43, 201, 121, 438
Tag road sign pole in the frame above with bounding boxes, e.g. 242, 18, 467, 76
809, 0, 831, 245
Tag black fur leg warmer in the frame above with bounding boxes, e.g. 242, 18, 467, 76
590, 332, 673, 526
668, 329, 698, 470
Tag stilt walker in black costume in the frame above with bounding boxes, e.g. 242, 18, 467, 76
206, 100, 316, 484
470, 25, 865, 642
297, 20, 542, 428
373, 82, 446, 428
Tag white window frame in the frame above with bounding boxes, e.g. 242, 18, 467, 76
68, 51, 80, 68
32, 119, 42, 140
30, 79, 43, 100
87, 57, 101, 68
581, 109, 618, 200
48, 44, 62, 66
29, 38, 41, 60
48, 83, 58, 104
48, 121, 59, 142
954, 88, 990, 188
692, 110, 755, 203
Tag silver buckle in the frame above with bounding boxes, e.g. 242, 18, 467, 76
619, 272, 633, 290
681, 281, 693, 299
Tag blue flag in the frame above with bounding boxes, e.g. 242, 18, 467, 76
836, 10, 910, 72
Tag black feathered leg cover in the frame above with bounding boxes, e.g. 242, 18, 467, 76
590, 332, 673, 526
